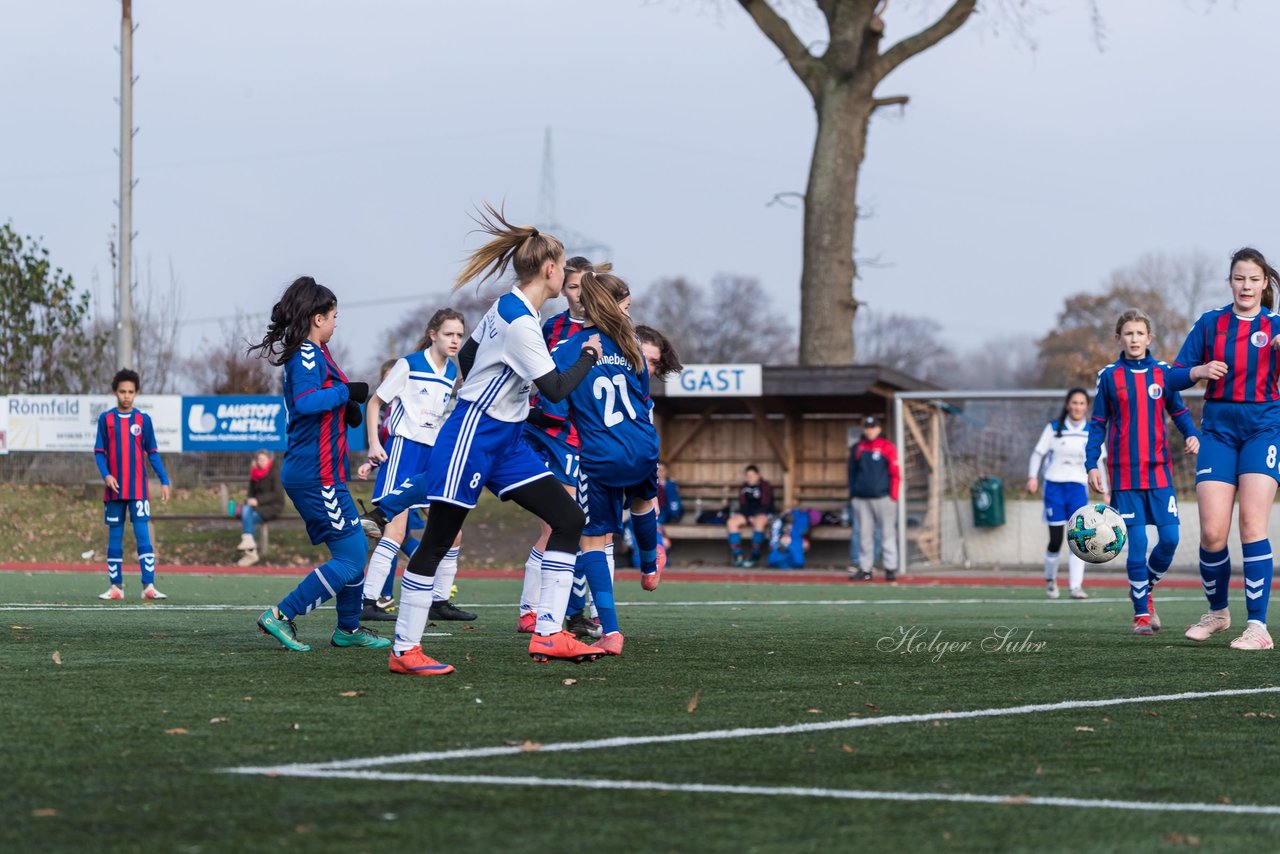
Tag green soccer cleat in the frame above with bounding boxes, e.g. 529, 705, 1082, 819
257, 608, 310, 652
331, 626, 392, 649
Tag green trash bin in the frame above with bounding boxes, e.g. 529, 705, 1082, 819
971, 477, 1005, 528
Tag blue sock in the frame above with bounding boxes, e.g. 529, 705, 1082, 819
1242, 538, 1273, 624
578, 550, 617, 634
278, 533, 367, 624
566, 563, 588, 618
134, 520, 156, 586
632, 507, 659, 573
728, 531, 742, 557
106, 524, 124, 586
750, 530, 766, 558
1148, 524, 1179, 587
1200, 546, 1230, 611
1125, 524, 1150, 617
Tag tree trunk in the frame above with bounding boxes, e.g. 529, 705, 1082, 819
801, 79, 872, 365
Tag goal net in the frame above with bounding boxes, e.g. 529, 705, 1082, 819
893, 389, 1205, 571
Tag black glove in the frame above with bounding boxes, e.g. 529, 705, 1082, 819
345, 381, 369, 404
344, 400, 363, 428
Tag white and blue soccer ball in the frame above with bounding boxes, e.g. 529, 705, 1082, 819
1066, 503, 1127, 564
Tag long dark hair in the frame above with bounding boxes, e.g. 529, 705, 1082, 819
413, 308, 466, 352
635, 324, 683, 379
580, 271, 641, 371
1230, 247, 1280, 311
1055, 387, 1090, 437
246, 276, 337, 367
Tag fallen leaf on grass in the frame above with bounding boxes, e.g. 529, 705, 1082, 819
806, 708, 823, 714
687, 689, 703, 713
1162, 832, 1201, 846
1218, 796, 1232, 804
518, 740, 542, 752
51, 651, 62, 665
562, 679, 577, 686
209, 717, 229, 724
339, 691, 366, 698
865, 703, 879, 711
164, 728, 189, 735
1074, 726, 1094, 733
10, 625, 31, 630
841, 744, 855, 753
31, 809, 58, 817
1001, 795, 1031, 805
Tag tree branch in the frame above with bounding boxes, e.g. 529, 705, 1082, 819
875, 0, 976, 83
738, 0, 823, 101
871, 94, 909, 112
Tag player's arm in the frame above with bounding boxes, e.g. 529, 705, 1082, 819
1165, 387, 1201, 454
94, 414, 118, 494
457, 336, 479, 380
1085, 375, 1111, 494
142, 416, 171, 502
290, 355, 349, 415
1026, 423, 1053, 493
507, 321, 599, 403
1167, 318, 1226, 388
886, 442, 901, 502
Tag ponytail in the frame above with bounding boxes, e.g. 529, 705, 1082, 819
580, 271, 641, 371
455, 203, 564, 291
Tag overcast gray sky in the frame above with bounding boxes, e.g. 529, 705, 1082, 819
5, 1, 1279, 378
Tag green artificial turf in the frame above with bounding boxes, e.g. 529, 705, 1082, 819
3, 574, 1279, 852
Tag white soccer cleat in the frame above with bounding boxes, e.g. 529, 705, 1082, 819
1229, 623, 1274, 651
142, 584, 168, 600
1184, 609, 1231, 642
1069, 587, 1088, 600
98, 586, 124, 601
1045, 580, 1060, 599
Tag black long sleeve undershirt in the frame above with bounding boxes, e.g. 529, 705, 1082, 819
534, 349, 598, 403
457, 338, 479, 378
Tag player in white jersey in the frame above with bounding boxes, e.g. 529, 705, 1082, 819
362, 204, 605, 674
359, 309, 470, 624
1026, 387, 1104, 599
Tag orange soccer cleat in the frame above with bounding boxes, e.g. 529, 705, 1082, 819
527, 630, 606, 664
593, 631, 624, 656
641, 544, 667, 592
516, 611, 537, 633
389, 646, 455, 676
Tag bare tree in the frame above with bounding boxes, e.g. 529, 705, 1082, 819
739, 0, 981, 364
1107, 249, 1222, 323
951, 335, 1040, 390
363, 288, 496, 379
638, 274, 798, 363
183, 313, 277, 395
853, 307, 954, 382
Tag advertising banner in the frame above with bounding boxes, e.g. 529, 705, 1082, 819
4, 395, 183, 452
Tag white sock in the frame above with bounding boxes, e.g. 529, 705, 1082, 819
520, 547, 543, 613
1068, 553, 1085, 591
433, 548, 460, 603
392, 572, 433, 654
364, 537, 400, 600
1043, 550, 1062, 582
605, 542, 615, 582
536, 550, 575, 635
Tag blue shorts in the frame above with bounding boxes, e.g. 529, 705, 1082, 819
1113, 487, 1180, 528
104, 498, 151, 526
1043, 481, 1088, 525
583, 468, 658, 537
284, 481, 363, 545
1196, 400, 1280, 484
373, 435, 434, 507
425, 400, 553, 508
524, 427, 580, 489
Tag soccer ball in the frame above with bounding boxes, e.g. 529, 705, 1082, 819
1066, 503, 1127, 564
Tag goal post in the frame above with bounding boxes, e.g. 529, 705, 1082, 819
892, 388, 1205, 572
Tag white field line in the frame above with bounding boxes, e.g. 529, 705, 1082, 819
0, 596, 1207, 612
221, 768, 1280, 816
225, 686, 1280, 776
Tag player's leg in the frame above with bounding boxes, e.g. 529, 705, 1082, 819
362, 511, 407, 622
429, 528, 474, 621
1185, 439, 1237, 641
1044, 525, 1063, 598
725, 513, 746, 566
99, 501, 126, 599
1122, 516, 1153, 634
129, 499, 163, 598
362, 437, 416, 617
747, 514, 769, 566
1231, 468, 1278, 649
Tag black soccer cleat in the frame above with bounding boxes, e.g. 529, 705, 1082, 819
428, 600, 477, 621
359, 507, 389, 539
360, 598, 397, 623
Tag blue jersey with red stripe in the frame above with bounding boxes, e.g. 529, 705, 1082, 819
282, 340, 351, 487
1085, 352, 1199, 491
1173, 305, 1280, 403
94, 408, 169, 502
525, 310, 585, 448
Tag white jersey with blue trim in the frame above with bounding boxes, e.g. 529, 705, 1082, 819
375, 349, 458, 445
1028, 418, 1098, 485
459, 286, 556, 423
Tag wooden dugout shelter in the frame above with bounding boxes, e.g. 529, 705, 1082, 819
650, 365, 939, 528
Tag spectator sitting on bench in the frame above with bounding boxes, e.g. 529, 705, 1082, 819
726, 464, 775, 567
237, 449, 284, 567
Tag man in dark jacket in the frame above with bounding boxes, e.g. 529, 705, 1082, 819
848, 417, 899, 581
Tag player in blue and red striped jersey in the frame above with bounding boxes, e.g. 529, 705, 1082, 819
517, 256, 595, 634
1085, 309, 1200, 636
1168, 248, 1280, 650
94, 369, 171, 601
247, 276, 389, 654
